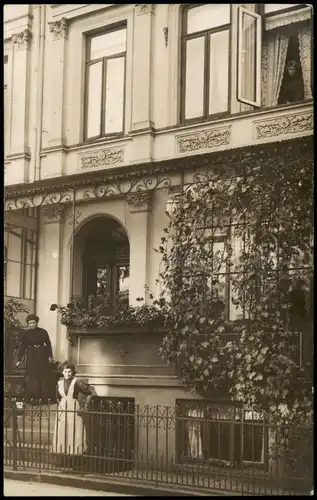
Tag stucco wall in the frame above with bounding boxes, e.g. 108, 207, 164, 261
4, 4, 313, 186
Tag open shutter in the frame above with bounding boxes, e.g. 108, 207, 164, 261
237, 6, 262, 107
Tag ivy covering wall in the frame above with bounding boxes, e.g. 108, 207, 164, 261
158, 141, 313, 425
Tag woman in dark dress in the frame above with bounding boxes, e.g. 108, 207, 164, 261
16, 314, 54, 404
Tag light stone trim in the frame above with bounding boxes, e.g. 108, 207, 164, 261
12, 29, 32, 49
48, 17, 68, 40
135, 4, 155, 15
126, 192, 152, 213
80, 147, 124, 170
42, 204, 65, 224
254, 112, 313, 140
177, 126, 231, 154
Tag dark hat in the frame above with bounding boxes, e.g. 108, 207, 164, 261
26, 314, 39, 323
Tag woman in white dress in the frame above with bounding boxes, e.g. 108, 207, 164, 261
52, 362, 93, 467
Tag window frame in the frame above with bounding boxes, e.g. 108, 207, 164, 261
237, 6, 262, 108
180, 4, 232, 124
175, 399, 266, 467
4, 209, 38, 301
82, 248, 130, 313
84, 22, 127, 142
4, 54, 9, 155
262, 3, 308, 18
260, 3, 312, 108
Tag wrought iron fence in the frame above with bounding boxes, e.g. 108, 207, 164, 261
4, 398, 313, 496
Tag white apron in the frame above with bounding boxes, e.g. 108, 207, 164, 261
52, 377, 87, 455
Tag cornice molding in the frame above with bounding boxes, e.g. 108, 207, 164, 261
4, 136, 313, 211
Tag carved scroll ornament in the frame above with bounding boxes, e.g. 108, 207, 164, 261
255, 113, 313, 140
177, 127, 231, 154
80, 148, 124, 170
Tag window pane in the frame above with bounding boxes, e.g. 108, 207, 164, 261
4, 86, 7, 150
23, 263, 34, 299
6, 261, 21, 297
185, 37, 205, 120
105, 57, 125, 134
187, 4, 230, 34
118, 265, 129, 294
90, 28, 126, 60
7, 231, 22, 261
213, 240, 227, 274
229, 278, 244, 321
96, 267, 109, 291
86, 62, 102, 138
239, 11, 257, 104
209, 30, 229, 114
25, 238, 34, 265
117, 265, 129, 307
264, 4, 300, 14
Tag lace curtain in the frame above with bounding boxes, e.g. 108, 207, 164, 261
298, 23, 312, 99
186, 409, 204, 459
261, 32, 289, 107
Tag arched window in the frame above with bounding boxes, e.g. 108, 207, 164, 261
74, 216, 130, 313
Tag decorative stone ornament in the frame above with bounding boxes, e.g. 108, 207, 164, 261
42, 204, 65, 224
135, 4, 155, 15
80, 147, 124, 170
177, 127, 231, 153
48, 17, 68, 40
127, 192, 152, 213
163, 27, 168, 47
254, 112, 313, 140
12, 30, 32, 50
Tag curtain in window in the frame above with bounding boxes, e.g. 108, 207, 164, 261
298, 23, 312, 99
186, 409, 204, 459
262, 33, 289, 107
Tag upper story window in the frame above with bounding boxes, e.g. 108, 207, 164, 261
85, 24, 127, 141
181, 4, 231, 122
238, 4, 312, 109
4, 55, 8, 153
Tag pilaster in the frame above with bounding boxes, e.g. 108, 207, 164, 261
127, 192, 152, 305
131, 5, 155, 131
37, 204, 65, 359
46, 18, 68, 149
9, 29, 32, 157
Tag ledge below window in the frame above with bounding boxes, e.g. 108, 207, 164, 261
66, 326, 167, 337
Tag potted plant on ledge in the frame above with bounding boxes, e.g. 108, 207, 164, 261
50, 290, 168, 341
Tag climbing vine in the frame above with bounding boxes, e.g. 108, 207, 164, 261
158, 150, 313, 424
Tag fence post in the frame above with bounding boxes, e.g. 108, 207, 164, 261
12, 399, 18, 471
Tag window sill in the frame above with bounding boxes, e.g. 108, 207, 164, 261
157, 100, 313, 135
180, 112, 230, 128
67, 325, 167, 336
68, 134, 132, 152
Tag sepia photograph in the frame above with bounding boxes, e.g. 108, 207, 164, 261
4, 3, 313, 497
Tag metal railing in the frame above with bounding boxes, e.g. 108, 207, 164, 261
4, 398, 313, 496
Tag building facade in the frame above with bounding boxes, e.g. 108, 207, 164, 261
4, 3, 313, 459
